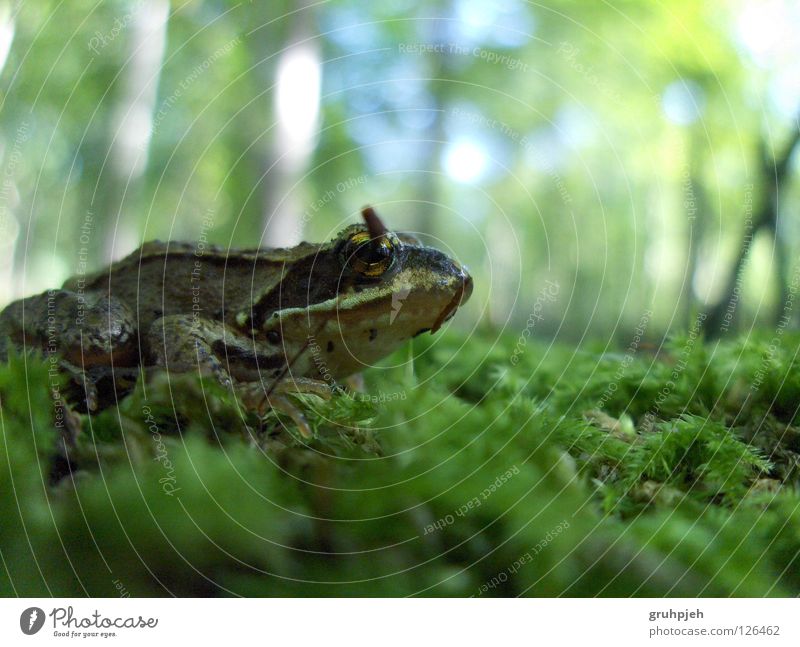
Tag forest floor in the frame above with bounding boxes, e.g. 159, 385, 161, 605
1, 329, 798, 596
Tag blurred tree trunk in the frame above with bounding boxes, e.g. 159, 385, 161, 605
260, 0, 320, 247
0, 1, 16, 303
703, 118, 800, 337
98, 0, 169, 262
410, 93, 445, 235
413, 6, 450, 236
683, 133, 708, 325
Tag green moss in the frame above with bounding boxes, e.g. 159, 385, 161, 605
1, 331, 799, 596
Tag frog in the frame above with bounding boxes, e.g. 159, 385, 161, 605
0, 207, 473, 437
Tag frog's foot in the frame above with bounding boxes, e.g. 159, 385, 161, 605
238, 377, 334, 439
264, 394, 313, 439
60, 360, 100, 412
273, 376, 336, 400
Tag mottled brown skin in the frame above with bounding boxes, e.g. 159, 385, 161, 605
63, 240, 322, 336
0, 208, 473, 434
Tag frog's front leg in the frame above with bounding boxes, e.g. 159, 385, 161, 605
147, 315, 327, 438
239, 377, 334, 439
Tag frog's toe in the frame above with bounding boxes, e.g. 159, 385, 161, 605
236, 382, 314, 439
85, 385, 99, 412
273, 376, 334, 400
58, 361, 99, 411
267, 394, 313, 439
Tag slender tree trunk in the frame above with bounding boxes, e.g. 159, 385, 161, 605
683, 133, 707, 326
413, 6, 451, 237
99, 0, 170, 262
261, 0, 320, 247
703, 118, 800, 337
0, 1, 17, 304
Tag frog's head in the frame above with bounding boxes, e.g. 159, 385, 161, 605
337, 205, 472, 330
254, 207, 472, 380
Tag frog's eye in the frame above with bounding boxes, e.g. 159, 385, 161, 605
343, 231, 396, 277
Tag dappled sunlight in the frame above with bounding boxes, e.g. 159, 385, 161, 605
443, 138, 488, 183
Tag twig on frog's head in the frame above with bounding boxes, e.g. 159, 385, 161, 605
362, 205, 387, 240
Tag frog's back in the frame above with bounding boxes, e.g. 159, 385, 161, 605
63, 240, 299, 330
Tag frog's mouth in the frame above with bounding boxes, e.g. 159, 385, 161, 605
431, 273, 473, 333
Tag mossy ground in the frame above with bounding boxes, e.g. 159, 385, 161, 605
1, 329, 799, 596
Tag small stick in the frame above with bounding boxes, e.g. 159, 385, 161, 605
362, 205, 387, 239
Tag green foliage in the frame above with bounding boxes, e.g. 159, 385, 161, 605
0, 351, 63, 594
3, 0, 797, 337
620, 415, 771, 509
2, 330, 799, 596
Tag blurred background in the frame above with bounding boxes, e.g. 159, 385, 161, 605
0, 0, 798, 343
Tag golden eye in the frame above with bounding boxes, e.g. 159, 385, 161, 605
344, 231, 396, 277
